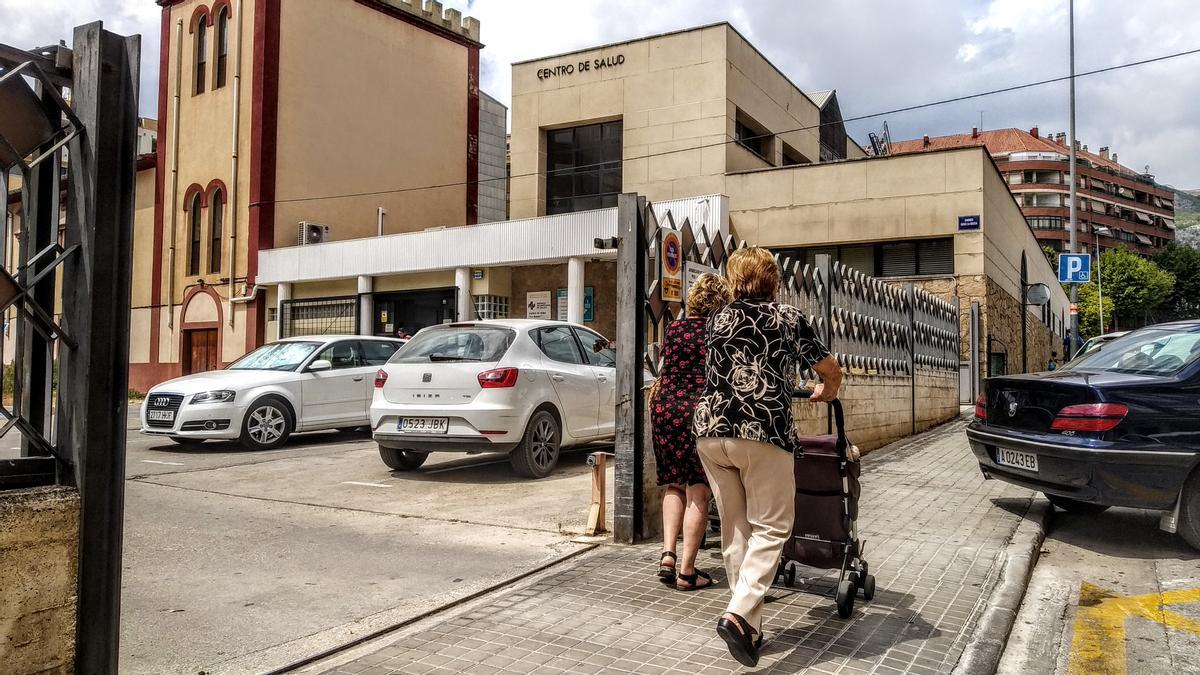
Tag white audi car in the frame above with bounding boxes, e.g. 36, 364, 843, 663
141, 335, 405, 449
370, 320, 616, 478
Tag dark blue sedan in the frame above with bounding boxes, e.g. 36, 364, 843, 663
966, 320, 1200, 551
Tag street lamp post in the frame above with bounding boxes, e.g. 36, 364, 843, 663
1068, 0, 1080, 351
1094, 226, 1110, 334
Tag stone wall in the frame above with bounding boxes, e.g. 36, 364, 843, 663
1, 486, 79, 674
915, 368, 961, 432
985, 278, 1056, 376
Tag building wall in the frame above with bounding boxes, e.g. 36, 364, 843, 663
509, 24, 731, 218
273, 0, 471, 244
508, 262, 617, 340
478, 92, 508, 223
0, 487, 79, 674
723, 29, 822, 168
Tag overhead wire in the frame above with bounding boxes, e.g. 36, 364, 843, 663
255, 45, 1200, 208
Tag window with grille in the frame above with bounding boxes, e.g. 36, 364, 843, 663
545, 121, 622, 215
280, 297, 359, 338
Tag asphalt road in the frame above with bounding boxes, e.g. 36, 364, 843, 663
102, 410, 614, 674
1000, 502, 1200, 675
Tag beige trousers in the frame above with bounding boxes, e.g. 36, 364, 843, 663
696, 436, 795, 633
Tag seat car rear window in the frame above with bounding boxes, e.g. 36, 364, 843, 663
1064, 327, 1200, 376
392, 326, 515, 363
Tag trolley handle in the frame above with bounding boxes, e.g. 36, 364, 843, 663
793, 389, 848, 451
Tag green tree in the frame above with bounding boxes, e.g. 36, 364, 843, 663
1096, 248, 1175, 329
1153, 243, 1200, 320
1042, 245, 1059, 273
1076, 281, 1114, 338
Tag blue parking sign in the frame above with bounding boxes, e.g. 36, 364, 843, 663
1058, 253, 1091, 283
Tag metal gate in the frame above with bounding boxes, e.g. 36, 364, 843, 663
1, 25, 140, 671
279, 296, 359, 338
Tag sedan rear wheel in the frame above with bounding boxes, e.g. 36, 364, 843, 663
510, 410, 561, 479
239, 397, 293, 450
1046, 493, 1110, 515
379, 446, 429, 471
1179, 470, 1200, 552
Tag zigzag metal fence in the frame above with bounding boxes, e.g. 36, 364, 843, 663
638, 200, 960, 379
612, 195, 960, 542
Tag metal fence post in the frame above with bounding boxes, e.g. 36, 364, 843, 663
56, 23, 140, 673
906, 284, 917, 436
613, 193, 645, 544
813, 253, 834, 435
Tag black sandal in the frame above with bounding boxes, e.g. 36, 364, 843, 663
658, 551, 677, 583
674, 570, 714, 592
716, 612, 760, 668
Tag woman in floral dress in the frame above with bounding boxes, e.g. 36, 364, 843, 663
651, 273, 731, 591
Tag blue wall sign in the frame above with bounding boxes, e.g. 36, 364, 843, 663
958, 215, 981, 231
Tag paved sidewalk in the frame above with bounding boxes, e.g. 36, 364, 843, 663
309, 417, 1038, 674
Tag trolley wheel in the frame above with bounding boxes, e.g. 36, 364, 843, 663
862, 575, 876, 602
860, 560, 869, 581
784, 565, 796, 588
836, 580, 856, 618
847, 571, 859, 588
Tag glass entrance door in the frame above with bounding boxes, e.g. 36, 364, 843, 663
373, 288, 456, 338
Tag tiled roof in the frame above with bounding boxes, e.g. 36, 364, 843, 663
889, 128, 1140, 177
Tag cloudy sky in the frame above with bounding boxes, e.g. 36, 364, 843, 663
4, 0, 1198, 187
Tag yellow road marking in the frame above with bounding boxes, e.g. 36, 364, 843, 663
1068, 582, 1200, 675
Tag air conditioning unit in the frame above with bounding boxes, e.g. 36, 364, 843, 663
297, 222, 330, 246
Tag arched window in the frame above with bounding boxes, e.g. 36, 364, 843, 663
209, 190, 224, 273
215, 7, 229, 89
188, 192, 203, 275
195, 20, 208, 95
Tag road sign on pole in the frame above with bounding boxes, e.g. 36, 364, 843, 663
1058, 253, 1091, 284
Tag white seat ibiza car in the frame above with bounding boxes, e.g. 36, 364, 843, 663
371, 320, 616, 478
141, 335, 405, 449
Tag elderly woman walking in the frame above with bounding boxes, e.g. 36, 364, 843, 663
694, 247, 842, 667
652, 273, 732, 591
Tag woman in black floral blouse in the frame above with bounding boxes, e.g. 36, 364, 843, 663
694, 247, 842, 668
651, 273, 732, 591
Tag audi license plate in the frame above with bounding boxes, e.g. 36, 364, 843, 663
995, 448, 1038, 473
147, 410, 175, 422
397, 417, 448, 434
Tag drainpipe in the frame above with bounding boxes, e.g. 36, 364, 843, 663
167, 18, 183, 328
376, 206, 386, 237
227, 0, 244, 326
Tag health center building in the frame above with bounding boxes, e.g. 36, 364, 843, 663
257, 22, 1066, 393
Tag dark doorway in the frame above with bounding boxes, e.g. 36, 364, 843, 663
373, 288, 456, 337
184, 328, 219, 374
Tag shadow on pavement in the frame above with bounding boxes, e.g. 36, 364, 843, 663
1049, 506, 1198, 560
141, 429, 373, 454
990, 496, 1036, 518
756, 584, 934, 673
387, 446, 606, 485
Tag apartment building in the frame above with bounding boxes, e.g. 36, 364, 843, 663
891, 127, 1177, 257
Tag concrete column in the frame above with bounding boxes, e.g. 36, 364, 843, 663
276, 282, 292, 340
567, 257, 585, 324
455, 267, 472, 321
357, 275, 373, 336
